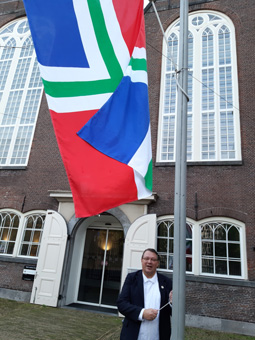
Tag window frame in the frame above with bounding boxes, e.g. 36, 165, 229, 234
156, 10, 241, 163
156, 216, 247, 280
0, 18, 43, 168
0, 209, 46, 258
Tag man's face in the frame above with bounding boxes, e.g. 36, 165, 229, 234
141, 250, 159, 278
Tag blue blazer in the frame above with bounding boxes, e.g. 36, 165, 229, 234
117, 270, 172, 340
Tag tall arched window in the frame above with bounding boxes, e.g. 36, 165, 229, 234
157, 11, 241, 162
0, 18, 43, 167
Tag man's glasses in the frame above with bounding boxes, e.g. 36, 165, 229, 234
142, 257, 158, 262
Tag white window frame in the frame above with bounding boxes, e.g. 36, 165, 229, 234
156, 216, 247, 280
0, 18, 43, 167
156, 11, 241, 163
199, 218, 247, 279
157, 216, 194, 274
0, 209, 46, 258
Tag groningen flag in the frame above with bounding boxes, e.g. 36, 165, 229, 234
23, 0, 152, 217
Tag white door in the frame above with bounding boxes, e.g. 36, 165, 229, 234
30, 210, 67, 307
120, 214, 157, 286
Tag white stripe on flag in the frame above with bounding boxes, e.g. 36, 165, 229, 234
73, 0, 111, 78
128, 126, 152, 177
134, 170, 152, 199
133, 47, 147, 59
100, 0, 130, 73
125, 66, 148, 85
46, 92, 112, 113
38, 63, 110, 82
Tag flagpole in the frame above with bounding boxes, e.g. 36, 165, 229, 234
171, 0, 189, 339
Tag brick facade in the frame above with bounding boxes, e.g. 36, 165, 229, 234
145, 0, 255, 324
0, 1, 70, 295
0, 0, 254, 330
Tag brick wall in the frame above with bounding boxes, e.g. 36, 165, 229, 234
0, 2, 70, 214
145, 0, 255, 323
0, 261, 33, 292
145, 0, 255, 278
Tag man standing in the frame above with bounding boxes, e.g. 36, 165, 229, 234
117, 248, 172, 340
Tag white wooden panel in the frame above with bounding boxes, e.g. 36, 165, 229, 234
120, 214, 157, 286
30, 210, 67, 307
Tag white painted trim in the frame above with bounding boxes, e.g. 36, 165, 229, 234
156, 215, 247, 280
156, 10, 241, 163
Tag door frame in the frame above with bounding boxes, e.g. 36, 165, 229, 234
64, 213, 125, 308
76, 226, 124, 309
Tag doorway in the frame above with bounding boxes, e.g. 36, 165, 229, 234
77, 227, 124, 308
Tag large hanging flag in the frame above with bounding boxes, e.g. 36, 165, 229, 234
23, 0, 152, 217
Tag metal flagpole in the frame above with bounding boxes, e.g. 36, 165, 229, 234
171, 0, 189, 339
149, 0, 189, 338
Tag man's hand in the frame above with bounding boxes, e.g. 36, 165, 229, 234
169, 290, 173, 304
143, 308, 158, 321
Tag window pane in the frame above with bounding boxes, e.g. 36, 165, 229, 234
202, 258, 213, 273
215, 260, 227, 274
10, 228, 17, 241
30, 245, 38, 257
0, 212, 20, 255
186, 240, 192, 256
228, 226, 240, 241
7, 242, 15, 254
24, 230, 31, 242
2, 228, 8, 240
0, 241, 6, 253
201, 225, 213, 239
19, 213, 45, 257
228, 243, 240, 258
168, 255, 174, 270
20, 244, 29, 256
186, 224, 192, 238
158, 222, 168, 237
159, 255, 167, 269
186, 257, 192, 272
215, 225, 226, 240
215, 242, 226, 257
202, 241, 213, 256
33, 231, 41, 243
157, 238, 167, 252
168, 239, 174, 253
229, 261, 241, 276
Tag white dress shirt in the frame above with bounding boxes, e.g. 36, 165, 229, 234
137, 272, 161, 340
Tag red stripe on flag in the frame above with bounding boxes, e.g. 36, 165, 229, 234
50, 109, 138, 217
113, 0, 145, 54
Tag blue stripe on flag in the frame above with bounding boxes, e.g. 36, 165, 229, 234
78, 76, 150, 164
24, 0, 89, 68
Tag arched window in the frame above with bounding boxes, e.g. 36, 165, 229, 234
157, 11, 241, 162
0, 18, 43, 167
0, 210, 46, 258
156, 217, 247, 279
200, 221, 243, 277
157, 218, 193, 272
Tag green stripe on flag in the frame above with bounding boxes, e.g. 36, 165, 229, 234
144, 159, 153, 191
130, 57, 147, 72
42, 0, 123, 98
42, 78, 118, 98
88, 0, 123, 82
